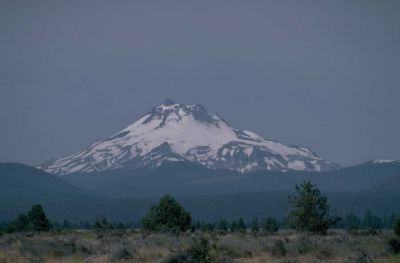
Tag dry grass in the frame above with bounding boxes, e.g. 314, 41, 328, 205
0, 229, 398, 263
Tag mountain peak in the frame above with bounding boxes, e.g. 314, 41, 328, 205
145, 101, 217, 127
39, 101, 339, 175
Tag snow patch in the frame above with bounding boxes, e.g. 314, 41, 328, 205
287, 161, 306, 171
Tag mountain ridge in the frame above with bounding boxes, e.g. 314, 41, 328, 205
1, 161, 400, 221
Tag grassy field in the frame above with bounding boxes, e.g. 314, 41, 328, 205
0, 229, 399, 263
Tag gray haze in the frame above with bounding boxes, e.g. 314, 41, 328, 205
1, 0, 399, 167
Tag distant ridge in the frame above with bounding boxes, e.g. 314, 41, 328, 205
0, 162, 80, 195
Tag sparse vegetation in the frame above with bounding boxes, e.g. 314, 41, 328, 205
0, 229, 397, 262
0, 196, 398, 262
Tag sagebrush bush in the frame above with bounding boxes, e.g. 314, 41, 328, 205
188, 236, 212, 263
271, 239, 287, 257
109, 247, 132, 262
0, 229, 396, 262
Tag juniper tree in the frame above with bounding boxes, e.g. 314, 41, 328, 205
287, 180, 338, 235
28, 204, 50, 231
142, 194, 191, 232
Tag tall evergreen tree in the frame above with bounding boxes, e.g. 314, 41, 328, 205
28, 204, 50, 231
142, 194, 192, 232
287, 180, 338, 235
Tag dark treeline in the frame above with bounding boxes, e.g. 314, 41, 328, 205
192, 211, 399, 232
1, 208, 398, 234
1, 181, 400, 235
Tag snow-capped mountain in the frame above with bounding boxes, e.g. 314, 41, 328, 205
39, 100, 339, 175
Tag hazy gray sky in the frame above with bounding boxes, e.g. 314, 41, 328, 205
1, 0, 399, 166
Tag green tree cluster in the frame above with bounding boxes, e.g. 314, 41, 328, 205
7, 204, 50, 232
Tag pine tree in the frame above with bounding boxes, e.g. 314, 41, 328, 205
251, 217, 259, 232
287, 180, 338, 235
27, 204, 50, 231
142, 194, 192, 232
218, 219, 228, 231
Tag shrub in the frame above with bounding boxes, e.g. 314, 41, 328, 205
287, 180, 339, 235
395, 217, 400, 236
142, 194, 192, 232
161, 254, 197, 263
5, 223, 16, 233
93, 216, 110, 229
261, 217, 279, 233
188, 236, 212, 263
109, 247, 132, 262
388, 239, 400, 254
271, 240, 287, 257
